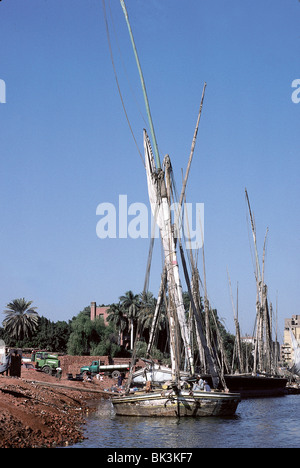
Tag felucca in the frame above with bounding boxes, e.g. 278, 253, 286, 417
106, 0, 240, 417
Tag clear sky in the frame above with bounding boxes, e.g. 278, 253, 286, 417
0, 0, 299, 342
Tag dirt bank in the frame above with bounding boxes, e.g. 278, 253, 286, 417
0, 367, 116, 448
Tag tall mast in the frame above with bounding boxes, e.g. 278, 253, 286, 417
245, 188, 261, 283
119, 0, 195, 377
178, 83, 206, 208
245, 189, 263, 372
120, 0, 161, 170
227, 270, 244, 373
245, 189, 275, 374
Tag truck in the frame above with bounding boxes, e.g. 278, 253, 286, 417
80, 360, 130, 379
31, 351, 60, 374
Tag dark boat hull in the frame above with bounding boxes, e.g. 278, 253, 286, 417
224, 375, 288, 398
200, 374, 288, 398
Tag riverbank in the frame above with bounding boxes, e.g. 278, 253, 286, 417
0, 367, 116, 448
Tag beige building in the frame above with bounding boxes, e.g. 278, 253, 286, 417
282, 315, 300, 366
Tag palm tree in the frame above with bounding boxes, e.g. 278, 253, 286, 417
107, 302, 127, 346
139, 291, 168, 353
3, 298, 39, 341
119, 291, 140, 350
139, 291, 157, 330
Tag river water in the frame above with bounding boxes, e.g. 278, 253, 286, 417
70, 395, 300, 449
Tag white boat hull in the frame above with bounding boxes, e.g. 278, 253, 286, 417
111, 390, 240, 417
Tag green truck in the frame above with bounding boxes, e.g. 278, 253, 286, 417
31, 351, 60, 374
80, 360, 129, 379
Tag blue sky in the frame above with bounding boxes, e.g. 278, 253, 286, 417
0, 0, 299, 341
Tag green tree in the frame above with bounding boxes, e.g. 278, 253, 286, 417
139, 291, 168, 353
139, 292, 156, 330
67, 308, 99, 355
119, 291, 140, 350
0, 315, 71, 352
31, 317, 71, 352
3, 298, 39, 341
67, 307, 121, 356
107, 302, 127, 345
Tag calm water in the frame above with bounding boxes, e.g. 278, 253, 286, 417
70, 395, 300, 449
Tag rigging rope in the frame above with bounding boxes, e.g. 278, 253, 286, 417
120, 0, 161, 170
107, 0, 148, 128
102, 0, 144, 166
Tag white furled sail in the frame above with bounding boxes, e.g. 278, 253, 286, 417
144, 130, 194, 379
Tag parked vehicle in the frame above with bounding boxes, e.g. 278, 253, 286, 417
31, 351, 60, 374
80, 360, 129, 379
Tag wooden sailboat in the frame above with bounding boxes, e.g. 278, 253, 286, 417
110, 1, 240, 417
222, 191, 287, 397
112, 133, 240, 417
112, 387, 240, 418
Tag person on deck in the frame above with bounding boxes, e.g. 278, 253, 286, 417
203, 380, 211, 392
193, 377, 204, 391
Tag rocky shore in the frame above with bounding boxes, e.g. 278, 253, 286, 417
0, 367, 115, 448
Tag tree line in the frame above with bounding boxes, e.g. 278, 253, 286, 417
0, 299, 115, 356
0, 294, 243, 368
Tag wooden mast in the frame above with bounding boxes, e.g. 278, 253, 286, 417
227, 270, 244, 373
120, 0, 161, 170
245, 189, 275, 374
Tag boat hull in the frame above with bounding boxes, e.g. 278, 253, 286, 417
111, 390, 240, 417
224, 375, 288, 398
198, 374, 288, 398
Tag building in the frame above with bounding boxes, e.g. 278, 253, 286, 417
90, 302, 110, 326
90, 301, 130, 348
241, 336, 255, 347
282, 315, 300, 366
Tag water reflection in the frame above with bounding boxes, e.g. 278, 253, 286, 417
71, 396, 300, 449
